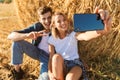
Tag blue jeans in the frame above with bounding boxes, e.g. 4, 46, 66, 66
11, 40, 49, 80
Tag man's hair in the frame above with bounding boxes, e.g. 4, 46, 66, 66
37, 6, 52, 15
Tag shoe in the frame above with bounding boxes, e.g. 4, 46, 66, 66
11, 68, 24, 80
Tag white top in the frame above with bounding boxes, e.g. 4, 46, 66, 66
38, 33, 50, 54
48, 31, 79, 60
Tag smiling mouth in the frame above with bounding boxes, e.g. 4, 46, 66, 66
45, 23, 51, 26
62, 25, 67, 28
44, 24, 50, 29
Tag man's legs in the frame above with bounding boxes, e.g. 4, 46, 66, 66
11, 40, 40, 67
38, 47, 49, 80
11, 40, 49, 80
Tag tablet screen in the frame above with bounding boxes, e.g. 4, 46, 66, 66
73, 14, 104, 32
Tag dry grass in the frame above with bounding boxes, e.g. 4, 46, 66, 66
0, 0, 120, 80
0, 3, 15, 17
0, 2, 39, 80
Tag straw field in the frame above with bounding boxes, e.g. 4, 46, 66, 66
0, 0, 120, 80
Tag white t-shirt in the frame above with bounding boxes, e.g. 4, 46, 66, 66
48, 31, 79, 60
38, 33, 50, 54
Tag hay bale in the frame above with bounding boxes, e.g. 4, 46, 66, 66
14, 0, 120, 58
13, 0, 40, 27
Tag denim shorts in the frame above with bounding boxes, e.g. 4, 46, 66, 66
64, 59, 88, 80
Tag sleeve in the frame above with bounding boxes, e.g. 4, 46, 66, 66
72, 31, 78, 41
15, 22, 44, 33
71, 31, 76, 38
15, 24, 35, 33
48, 36, 54, 45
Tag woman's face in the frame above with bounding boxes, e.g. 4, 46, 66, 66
54, 15, 68, 32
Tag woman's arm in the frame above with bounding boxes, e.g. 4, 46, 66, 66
76, 8, 112, 41
75, 31, 101, 41
48, 44, 56, 80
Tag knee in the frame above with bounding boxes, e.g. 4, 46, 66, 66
52, 54, 63, 64
12, 40, 25, 48
13, 40, 24, 45
65, 66, 82, 80
12, 40, 23, 46
66, 74, 74, 80
66, 73, 81, 80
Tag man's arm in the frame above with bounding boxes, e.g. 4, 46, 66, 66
7, 23, 36, 41
7, 32, 28, 41
7, 30, 47, 41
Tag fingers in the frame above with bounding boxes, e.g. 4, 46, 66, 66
104, 10, 110, 20
27, 30, 48, 40
49, 73, 57, 80
105, 17, 112, 30
98, 10, 110, 21
107, 17, 112, 26
94, 6, 99, 13
30, 31, 43, 40
31, 32, 38, 40
37, 30, 47, 36
94, 7, 109, 20
98, 9, 106, 20
31, 30, 47, 39
101, 10, 111, 26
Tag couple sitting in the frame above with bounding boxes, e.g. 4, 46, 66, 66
8, 6, 111, 80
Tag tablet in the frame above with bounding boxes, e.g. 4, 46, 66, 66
73, 13, 104, 32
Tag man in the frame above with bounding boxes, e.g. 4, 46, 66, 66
7, 6, 52, 80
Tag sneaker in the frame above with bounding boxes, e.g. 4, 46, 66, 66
11, 68, 24, 80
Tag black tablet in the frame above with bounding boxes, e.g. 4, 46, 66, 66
73, 13, 104, 32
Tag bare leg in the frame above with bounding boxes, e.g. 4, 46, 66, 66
65, 66, 82, 80
52, 54, 64, 80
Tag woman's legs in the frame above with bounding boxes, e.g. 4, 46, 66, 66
52, 54, 64, 80
65, 66, 82, 80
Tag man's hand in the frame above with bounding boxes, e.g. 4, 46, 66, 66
26, 30, 47, 40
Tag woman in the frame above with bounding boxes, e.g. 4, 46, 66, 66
48, 8, 111, 80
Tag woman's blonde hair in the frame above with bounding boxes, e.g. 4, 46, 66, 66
51, 12, 73, 38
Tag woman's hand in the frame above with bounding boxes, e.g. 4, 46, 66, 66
76, 7, 112, 41
48, 71, 56, 80
94, 7, 112, 34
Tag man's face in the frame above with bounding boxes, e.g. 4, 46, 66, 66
39, 12, 52, 30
